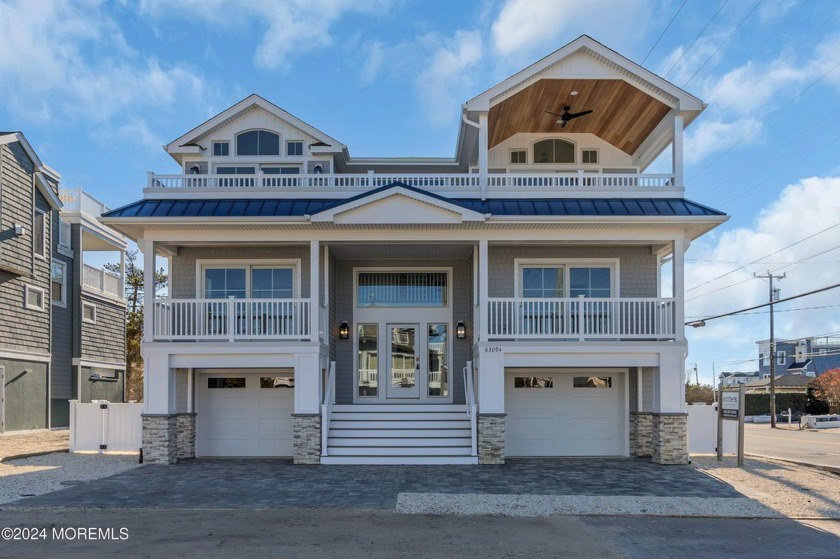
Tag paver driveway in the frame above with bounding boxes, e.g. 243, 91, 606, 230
12, 457, 739, 509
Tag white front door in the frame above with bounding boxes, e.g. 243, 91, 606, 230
386, 324, 420, 398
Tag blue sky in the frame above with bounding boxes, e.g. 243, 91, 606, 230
2, 0, 840, 384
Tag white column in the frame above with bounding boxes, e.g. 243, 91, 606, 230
672, 238, 686, 342
295, 353, 321, 414
472, 245, 479, 345
477, 351, 504, 414
478, 112, 488, 200
309, 240, 319, 343
654, 350, 687, 413
119, 250, 126, 299
144, 354, 173, 414
479, 239, 489, 342
141, 239, 155, 343
672, 114, 684, 188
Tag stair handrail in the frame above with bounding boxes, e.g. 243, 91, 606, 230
321, 361, 336, 457
464, 360, 477, 457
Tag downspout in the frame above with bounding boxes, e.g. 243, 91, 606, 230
461, 109, 486, 201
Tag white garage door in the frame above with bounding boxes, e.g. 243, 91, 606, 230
505, 370, 625, 457
197, 371, 294, 457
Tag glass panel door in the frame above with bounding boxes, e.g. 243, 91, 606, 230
386, 325, 420, 398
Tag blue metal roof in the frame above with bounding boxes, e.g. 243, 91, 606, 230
102, 182, 726, 219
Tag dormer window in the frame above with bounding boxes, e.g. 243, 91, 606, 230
534, 139, 574, 164
236, 130, 280, 156
287, 141, 303, 156
213, 142, 229, 156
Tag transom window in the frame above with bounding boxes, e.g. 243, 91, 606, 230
519, 261, 614, 299
357, 272, 447, 307
203, 264, 295, 299
534, 139, 575, 164
236, 130, 280, 156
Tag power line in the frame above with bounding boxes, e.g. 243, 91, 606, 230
682, 0, 763, 88
642, 0, 689, 65
685, 281, 840, 326
665, 0, 733, 79
687, 302, 840, 318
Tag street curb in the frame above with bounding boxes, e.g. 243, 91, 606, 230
0, 449, 69, 463
745, 453, 840, 476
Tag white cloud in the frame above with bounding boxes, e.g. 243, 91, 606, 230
491, 0, 652, 58
416, 31, 484, 126
116, 118, 165, 153
684, 118, 762, 165
686, 176, 840, 357
0, 0, 206, 125
139, 0, 391, 71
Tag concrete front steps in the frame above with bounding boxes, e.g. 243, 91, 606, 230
320, 404, 478, 465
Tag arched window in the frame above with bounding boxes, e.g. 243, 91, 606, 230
533, 139, 575, 164
236, 130, 280, 156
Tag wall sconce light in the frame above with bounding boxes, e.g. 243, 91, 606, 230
456, 321, 466, 339
339, 321, 350, 339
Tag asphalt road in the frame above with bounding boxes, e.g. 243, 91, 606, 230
0, 509, 838, 559
744, 423, 840, 470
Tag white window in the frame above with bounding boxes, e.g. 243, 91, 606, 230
199, 261, 298, 299
51, 261, 67, 307
83, 302, 97, 323
236, 130, 280, 156
510, 149, 527, 164
533, 138, 575, 164
33, 208, 46, 258
24, 285, 45, 311
777, 351, 786, 365
286, 141, 303, 156
516, 260, 616, 299
582, 149, 598, 164
212, 142, 229, 156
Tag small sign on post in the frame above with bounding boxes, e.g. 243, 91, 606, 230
718, 384, 746, 466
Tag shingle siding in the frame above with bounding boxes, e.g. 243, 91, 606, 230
170, 245, 311, 298
50, 250, 75, 399
488, 245, 658, 298
80, 294, 126, 365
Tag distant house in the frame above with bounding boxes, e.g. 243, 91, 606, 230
756, 336, 840, 380
719, 371, 760, 388
0, 132, 127, 433
743, 373, 811, 395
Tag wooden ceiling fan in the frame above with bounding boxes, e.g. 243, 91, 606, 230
545, 106, 594, 128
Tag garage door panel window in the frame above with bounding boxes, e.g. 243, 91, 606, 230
208, 377, 246, 388
514, 376, 554, 388
260, 376, 294, 388
573, 376, 612, 388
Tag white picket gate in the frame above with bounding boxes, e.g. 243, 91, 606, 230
69, 400, 142, 452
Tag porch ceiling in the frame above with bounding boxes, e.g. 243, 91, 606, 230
488, 79, 672, 154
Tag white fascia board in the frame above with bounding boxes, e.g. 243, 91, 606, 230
165, 94, 345, 154
308, 186, 486, 223
464, 35, 703, 113
35, 172, 63, 209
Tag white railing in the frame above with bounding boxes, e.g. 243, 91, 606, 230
59, 188, 110, 217
321, 361, 336, 457
146, 171, 675, 192
58, 219, 72, 250
463, 361, 477, 457
82, 263, 122, 298
152, 297, 311, 341
487, 296, 676, 340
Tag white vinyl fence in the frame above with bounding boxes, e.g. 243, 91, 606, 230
69, 400, 142, 452
687, 404, 736, 455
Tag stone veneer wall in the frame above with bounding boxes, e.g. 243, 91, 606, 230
142, 413, 196, 464
630, 412, 652, 457
651, 413, 688, 465
478, 414, 505, 465
293, 414, 321, 464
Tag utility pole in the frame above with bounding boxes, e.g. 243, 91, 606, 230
755, 271, 785, 428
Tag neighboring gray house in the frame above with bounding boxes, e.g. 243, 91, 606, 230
719, 371, 760, 388
757, 336, 840, 380
0, 132, 127, 432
